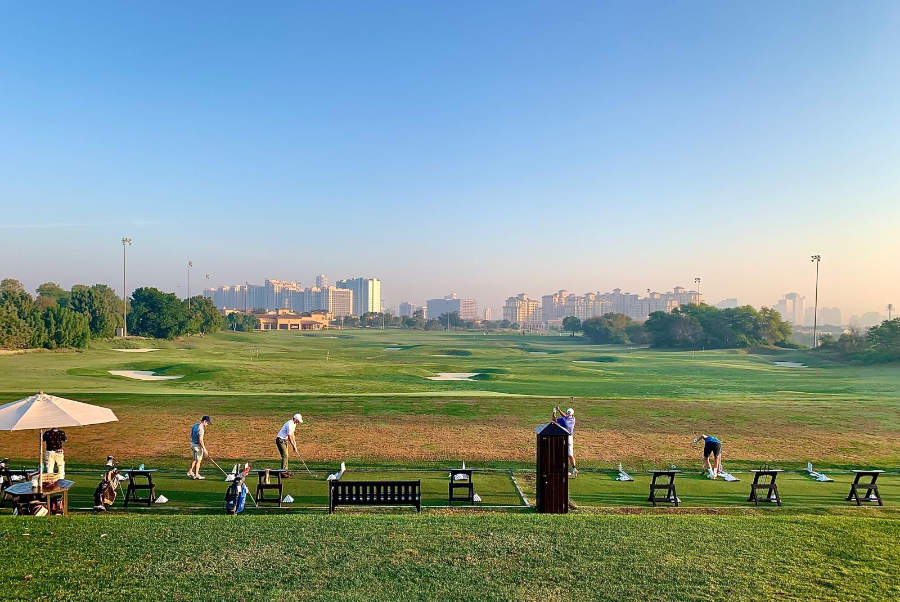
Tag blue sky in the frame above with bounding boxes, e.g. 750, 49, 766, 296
1, 2, 898, 317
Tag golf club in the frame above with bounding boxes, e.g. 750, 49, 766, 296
292, 448, 316, 477
208, 456, 258, 507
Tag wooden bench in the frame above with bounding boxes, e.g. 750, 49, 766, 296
748, 469, 782, 506
648, 470, 680, 506
846, 470, 883, 506
448, 469, 474, 505
329, 480, 421, 514
124, 469, 157, 507
254, 469, 285, 506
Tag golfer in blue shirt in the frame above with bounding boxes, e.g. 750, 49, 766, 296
694, 434, 722, 478
553, 403, 577, 478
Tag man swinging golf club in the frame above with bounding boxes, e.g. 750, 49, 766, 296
552, 402, 577, 478
188, 415, 211, 479
275, 413, 303, 471
694, 434, 723, 478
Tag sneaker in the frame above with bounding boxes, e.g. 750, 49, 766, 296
571, 468, 578, 478
187, 472, 196, 479
195, 474, 206, 480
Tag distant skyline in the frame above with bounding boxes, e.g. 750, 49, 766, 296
1, 3, 898, 318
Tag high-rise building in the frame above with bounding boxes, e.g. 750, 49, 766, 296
774, 292, 805, 325
315, 274, 328, 288
716, 298, 739, 309
336, 277, 381, 316
265, 279, 302, 311
399, 302, 414, 317
426, 294, 478, 321
503, 293, 540, 325
484, 307, 492, 321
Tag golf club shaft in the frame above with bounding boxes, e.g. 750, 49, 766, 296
208, 456, 258, 507
293, 448, 313, 475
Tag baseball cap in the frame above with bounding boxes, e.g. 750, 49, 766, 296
293, 413, 303, 423
566, 408, 574, 416
202, 415, 212, 424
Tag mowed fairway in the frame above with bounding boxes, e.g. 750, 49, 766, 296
2, 330, 899, 600
0, 330, 897, 466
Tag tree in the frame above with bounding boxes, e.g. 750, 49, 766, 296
0, 279, 24, 294
226, 312, 259, 332
562, 316, 581, 337
867, 318, 900, 358
40, 305, 90, 348
582, 313, 637, 344
36, 282, 69, 308
69, 284, 122, 338
128, 287, 188, 339
0, 305, 31, 349
184, 295, 224, 334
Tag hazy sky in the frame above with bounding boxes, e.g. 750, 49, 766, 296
1, 2, 898, 317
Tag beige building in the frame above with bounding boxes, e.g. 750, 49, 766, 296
503, 293, 540, 325
253, 309, 330, 331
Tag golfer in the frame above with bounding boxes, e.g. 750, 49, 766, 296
188, 415, 211, 479
694, 434, 722, 478
42, 426, 67, 479
275, 413, 303, 471
552, 404, 577, 478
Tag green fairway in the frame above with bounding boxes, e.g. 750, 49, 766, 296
2, 513, 897, 601
1, 330, 898, 467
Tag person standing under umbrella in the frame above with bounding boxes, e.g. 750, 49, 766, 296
42, 426, 67, 480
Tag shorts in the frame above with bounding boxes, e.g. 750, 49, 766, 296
567, 435, 574, 457
703, 440, 722, 458
191, 444, 203, 460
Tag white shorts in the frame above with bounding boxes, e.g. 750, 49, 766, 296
567, 435, 574, 456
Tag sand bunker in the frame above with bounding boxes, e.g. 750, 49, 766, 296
774, 361, 807, 368
112, 348, 161, 353
427, 372, 480, 381
108, 370, 183, 381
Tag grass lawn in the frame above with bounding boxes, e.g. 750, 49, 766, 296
2, 514, 897, 601
1, 330, 898, 466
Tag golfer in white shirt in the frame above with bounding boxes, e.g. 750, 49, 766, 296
275, 413, 303, 470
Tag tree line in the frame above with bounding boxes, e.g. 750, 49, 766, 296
817, 319, 900, 363
568, 304, 795, 349
0, 278, 224, 349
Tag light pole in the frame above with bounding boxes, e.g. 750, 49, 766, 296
811, 255, 821, 348
694, 277, 702, 304
187, 261, 193, 309
889, 303, 894, 320
121, 237, 132, 337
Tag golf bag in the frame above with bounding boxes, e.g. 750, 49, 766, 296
93, 456, 120, 511
225, 463, 251, 515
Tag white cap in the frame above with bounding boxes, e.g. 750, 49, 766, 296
293, 413, 303, 423
566, 408, 574, 416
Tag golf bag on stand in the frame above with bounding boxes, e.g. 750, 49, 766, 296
225, 463, 252, 515
93, 456, 121, 512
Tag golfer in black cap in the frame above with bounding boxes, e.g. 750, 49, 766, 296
188, 415, 211, 479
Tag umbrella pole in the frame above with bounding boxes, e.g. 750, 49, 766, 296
39, 429, 43, 494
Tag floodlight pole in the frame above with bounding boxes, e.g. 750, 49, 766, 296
694, 277, 702, 305
888, 304, 894, 320
187, 261, 193, 309
121, 237, 132, 337
811, 255, 821, 348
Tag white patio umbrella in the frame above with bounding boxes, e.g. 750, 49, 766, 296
0, 391, 118, 492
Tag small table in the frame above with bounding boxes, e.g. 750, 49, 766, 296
4, 480, 74, 516
123, 469, 157, 507
253, 469, 285, 506
846, 470, 884, 506
648, 470, 680, 506
1, 469, 38, 507
748, 470, 782, 506
448, 469, 474, 505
